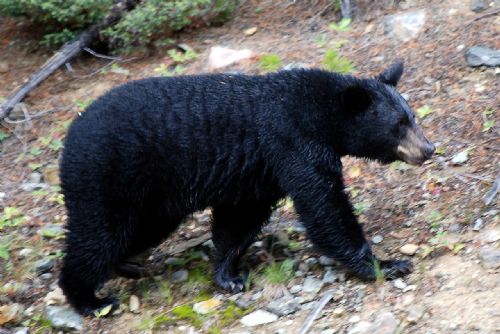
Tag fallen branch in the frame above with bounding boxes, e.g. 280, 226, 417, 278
469, 7, 500, 24
340, 0, 352, 19
298, 290, 333, 334
0, 0, 139, 120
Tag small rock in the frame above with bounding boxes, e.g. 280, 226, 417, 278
9, 103, 29, 121
301, 301, 316, 310
349, 315, 361, 323
193, 298, 221, 315
372, 235, 384, 244
406, 305, 425, 323
0, 303, 23, 325
479, 246, 500, 269
44, 288, 66, 305
371, 312, 398, 334
466, 46, 500, 67
35, 258, 54, 275
403, 285, 417, 292
400, 244, 419, 256
171, 269, 188, 283
321, 330, 336, 334
38, 224, 64, 238
472, 218, 484, 231
129, 295, 140, 313
290, 284, 302, 294
243, 27, 258, 36
298, 263, 309, 272
451, 149, 469, 165
240, 309, 278, 327
347, 321, 372, 334
18, 248, 33, 258
393, 278, 407, 290
266, 296, 300, 316
235, 294, 253, 309
302, 277, 324, 296
0, 61, 8, 73
470, 0, 487, 12
481, 229, 500, 243
282, 62, 308, 71
12, 327, 29, 334
333, 307, 345, 316
323, 269, 336, 284
304, 257, 318, 266
46, 305, 83, 331
43, 165, 60, 185
319, 256, 334, 266
208, 46, 254, 69
383, 10, 426, 42
165, 257, 183, 265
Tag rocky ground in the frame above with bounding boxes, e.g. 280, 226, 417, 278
0, 0, 499, 333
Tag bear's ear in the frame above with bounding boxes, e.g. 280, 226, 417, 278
377, 61, 404, 86
341, 85, 372, 115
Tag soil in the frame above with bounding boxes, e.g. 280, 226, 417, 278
0, 0, 498, 333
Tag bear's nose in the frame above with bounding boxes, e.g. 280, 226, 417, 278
423, 143, 435, 159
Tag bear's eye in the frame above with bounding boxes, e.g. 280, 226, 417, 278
399, 117, 410, 126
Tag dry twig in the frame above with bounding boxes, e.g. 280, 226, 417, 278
298, 290, 333, 334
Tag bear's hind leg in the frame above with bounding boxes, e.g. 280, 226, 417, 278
60, 203, 142, 315
211, 201, 274, 292
60, 233, 122, 316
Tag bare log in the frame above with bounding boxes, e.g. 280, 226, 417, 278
0, 0, 139, 120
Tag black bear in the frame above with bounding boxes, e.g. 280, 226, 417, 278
59, 61, 435, 315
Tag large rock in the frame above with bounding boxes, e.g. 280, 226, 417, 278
466, 46, 500, 67
240, 309, 278, 326
266, 295, 300, 316
384, 10, 426, 42
46, 306, 83, 331
480, 246, 500, 269
208, 46, 254, 69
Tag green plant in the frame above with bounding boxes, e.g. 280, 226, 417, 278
263, 259, 294, 284
168, 49, 198, 63
0, 0, 237, 49
329, 18, 351, 32
353, 202, 368, 215
75, 99, 93, 111
0, 129, 10, 143
171, 305, 203, 328
1, 207, 25, 231
259, 54, 282, 73
322, 49, 354, 74
427, 210, 442, 232
138, 313, 172, 331
416, 105, 433, 119
483, 107, 495, 132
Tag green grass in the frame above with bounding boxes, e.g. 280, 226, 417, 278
322, 49, 354, 74
372, 259, 385, 283
259, 54, 282, 73
263, 259, 295, 284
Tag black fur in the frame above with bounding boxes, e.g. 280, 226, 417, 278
59, 64, 427, 315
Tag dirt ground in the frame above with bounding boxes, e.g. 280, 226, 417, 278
0, 0, 499, 333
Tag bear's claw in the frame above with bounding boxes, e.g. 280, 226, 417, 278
214, 272, 246, 293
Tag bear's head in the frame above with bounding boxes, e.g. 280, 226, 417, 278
339, 61, 435, 165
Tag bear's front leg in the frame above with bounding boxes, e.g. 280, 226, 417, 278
282, 161, 412, 280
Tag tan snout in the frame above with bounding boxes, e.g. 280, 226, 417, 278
397, 127, 435, 165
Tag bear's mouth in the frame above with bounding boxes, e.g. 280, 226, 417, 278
396, 128, 435, 166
